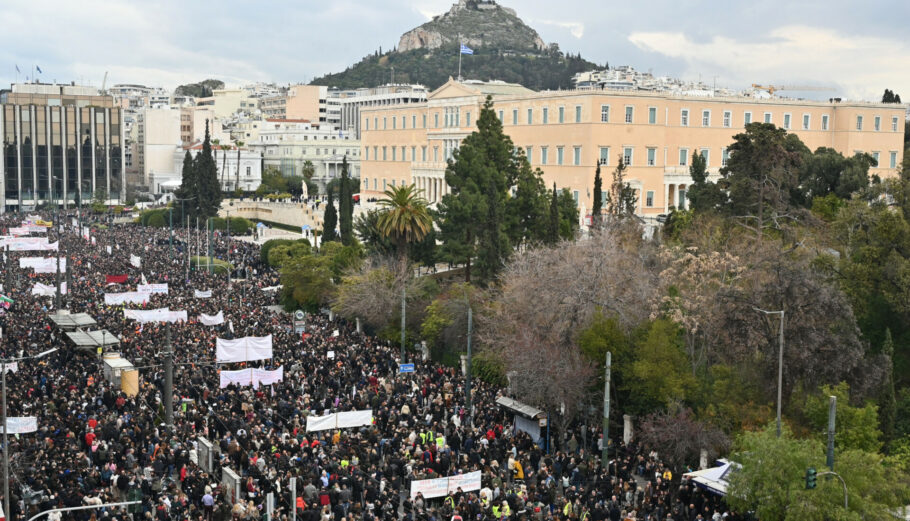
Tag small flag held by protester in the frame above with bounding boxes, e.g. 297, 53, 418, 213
0, 295, 13, 309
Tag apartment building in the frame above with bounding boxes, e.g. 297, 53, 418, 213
260, 85, 341, 126
360, 78, 906, 219
339, 84, 428, 139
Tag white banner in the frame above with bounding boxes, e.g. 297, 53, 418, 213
0, 417, 38, 434
137, 283, 167, 294
130, 254, 141, 268
194, 289, 213, 298
2, 237, 57, 251
305, 409, 373, 432
2, 362, 18, 373
20, 257, 67, 274
410, 471, 482, 499
31, 282, 66, 296
216, 335, 273, 363
218, 366, 284, 389
9, 226, 46, 236
123, 308, 187, 323
106, 245, 112, 255
104, 291, 151, 306
199, 311, 224, 326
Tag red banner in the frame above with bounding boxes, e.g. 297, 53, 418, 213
105, 274, 128, 284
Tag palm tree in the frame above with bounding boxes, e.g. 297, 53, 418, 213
376, 183, 432, 362
377, 184, 433, 276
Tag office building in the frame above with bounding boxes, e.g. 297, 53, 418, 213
339, 84, 428, 138
1, 82, 125, 211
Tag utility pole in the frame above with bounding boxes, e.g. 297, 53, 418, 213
755, 308, 785, 437
207, 218, 213, 274
3, 360, 9, 521
55, 207, 61, 311
164, 323, 174, 428
827, 395, 836, 471
400, 287, 406, 362
168, 207, 173, 260
466, 306, 473, 423
602, 351, 611, 464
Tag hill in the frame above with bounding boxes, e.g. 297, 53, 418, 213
175, 79, 224, 98
310, 0, 603, 91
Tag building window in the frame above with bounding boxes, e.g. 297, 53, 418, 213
575, 105, 582, 123
623, 147, 633, 165
573, 146, 581, 166
559, 106, 565, 123
383, 117, 387, 130
422, 146, 427, 161
526, 146, 533, 161
649, 107, 657, 124
498, 110, 503, 121
364, 178, 369, 189
373, 146, 378, 159
374, 117, 378, 129
803, 114, 810, 130
390, 179, 396, 187
365, 148, 369, 160
647, 147, 656, 166
601, 105, 610, 123
723, 111, 731, 128
434, 113, 439, 128
557, 147, 564, 165
625, 106, 633, 123
434, 147, 439, 162
402, 116, 406, 128
679, 189, 687, 210
874, 115, 881, 131
702, 110, 711, 127
764, 112, 772, 123
856, 115, 863, 130
423, 114, 427, 128
246, 166, 251, 176
891, 151, 898, 168
893, 116, 899, 132
599, 147, 610, 165
365, 119, 369, 131
513, 109, 518, 125
821, 114, 828, 130
466, 111, 471, 127
527, 108, 533, 125
783, 113, 791, 129
382, 147, 387, 160
744, 112, 752, 125
722, 147, 730, 167
373, 179, 377, 190
411, 115, 416, 128
646, 191, 654, 207
383, 179, 387, 190
542, 107, 549, 124
392, 117, 397, 129
541, 146, 548, 165
681, 109, 689, 126
679, 148, 689, 166
872, 151, 880, 166
700, 148, 710, 166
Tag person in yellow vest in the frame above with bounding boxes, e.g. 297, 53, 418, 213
492, 503, 501, 519
513, 460, 524, 481
501, 501, 511, 519
444, 494, 456, 514
662, 468, 673, 481
563, 499, 573, 518
419, 431, 428, 445
435, 433, 445, 449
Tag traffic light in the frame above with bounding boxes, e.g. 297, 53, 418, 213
805, 467, 817, 489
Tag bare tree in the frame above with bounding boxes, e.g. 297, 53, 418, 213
332, 258, 434, 332
638, 406, 730, 469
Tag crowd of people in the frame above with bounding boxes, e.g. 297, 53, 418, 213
0, 209, 742, 521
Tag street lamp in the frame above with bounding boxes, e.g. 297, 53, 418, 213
3, 347, 58, 521
169, 196, 196, 261
754, 307, 785, 437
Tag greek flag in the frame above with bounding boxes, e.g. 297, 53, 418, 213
36, 65, 42, 74
460, 44, 474, 55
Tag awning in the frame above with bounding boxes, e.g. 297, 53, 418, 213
495, 396, 546, 419
48, 312, 97, 330
65, 330, 121, 348
683, 459, 738, 496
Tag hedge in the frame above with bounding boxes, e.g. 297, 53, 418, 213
190, 256, 234, 275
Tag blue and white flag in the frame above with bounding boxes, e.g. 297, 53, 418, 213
15, 65, 20, 73
460, 44, 474, 55
36, 65, 42, 74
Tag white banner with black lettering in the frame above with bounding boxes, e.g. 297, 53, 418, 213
199, 311, 224, 326
124, 308, 187, 323
20, 257, 67, 273
409, 471, 482, 499
104, 291, 151, 306
216, 335, 273, 363
219, 366, 284, 389
3, 238, 57, 251
194, 289, 212, 298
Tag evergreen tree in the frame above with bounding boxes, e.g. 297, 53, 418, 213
322, 187, 338, 243
504, 156, 549, 249
196, 121, 222, 217
437, 96, 516, 284
592, 163, 603, 228
176, 150, 198, 219
557, 188, 580, 239
605, 154, 638, 219
880, 328, 897, 449
339, 156, 354, 245
475, 177, 510, 285
547, 182, 559, 244
686, 150, 726, 212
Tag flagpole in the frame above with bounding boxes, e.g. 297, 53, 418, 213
458, 41, 462, 81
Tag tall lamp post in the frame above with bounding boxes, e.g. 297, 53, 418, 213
3, 348, 58, 521
754, 308, 785, 437
169, 196, 196, 261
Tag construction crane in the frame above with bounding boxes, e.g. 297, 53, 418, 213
752, 84, 836, 95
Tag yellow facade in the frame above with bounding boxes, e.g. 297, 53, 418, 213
360, 79, 906, 218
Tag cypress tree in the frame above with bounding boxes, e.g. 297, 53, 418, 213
592, 163, 603, 229
196, 121, 222, 217
547, 182, 559, 244
176, 150, 198, 219
880, 328, 897, 450
339, 156, 354, 245
322, 187, 338, 243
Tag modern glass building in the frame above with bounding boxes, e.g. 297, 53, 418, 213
1, 83, 124, 212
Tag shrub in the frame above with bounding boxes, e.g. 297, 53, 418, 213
147, 213, 167, 228
190, 256, 234, 275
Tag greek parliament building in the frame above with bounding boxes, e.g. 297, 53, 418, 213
360, 78, 906, 220
0, 83, 125, 212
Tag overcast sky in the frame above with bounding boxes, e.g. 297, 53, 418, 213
2, 0, 908, 101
